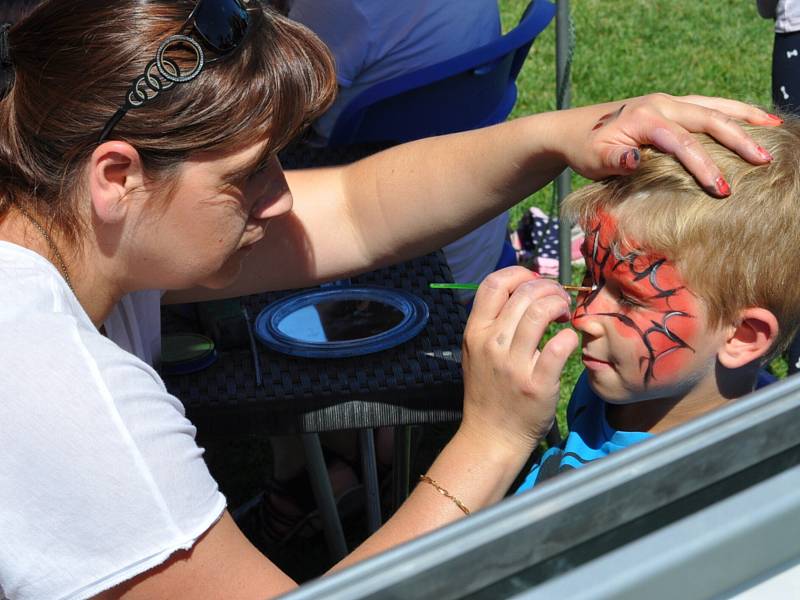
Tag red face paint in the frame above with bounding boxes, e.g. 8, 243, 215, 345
573, 213, 700, 389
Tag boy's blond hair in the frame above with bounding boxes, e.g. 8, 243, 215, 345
563, 117, 800, 358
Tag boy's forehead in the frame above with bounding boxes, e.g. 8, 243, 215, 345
584, 211, 641, 260
584, 210, 686, 286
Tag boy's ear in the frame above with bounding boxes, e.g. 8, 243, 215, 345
88, 141, 145, 224
717, 307, 779, 369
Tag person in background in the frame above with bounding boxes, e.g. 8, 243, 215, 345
757, 0, 800, 112
287, 1, 511, 306
288, 0, 502, 144
757, 0, 800, 376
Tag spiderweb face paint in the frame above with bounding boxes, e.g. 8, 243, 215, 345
572, 212, 706, 399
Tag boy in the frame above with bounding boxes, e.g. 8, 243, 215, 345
517, 117, 800, 491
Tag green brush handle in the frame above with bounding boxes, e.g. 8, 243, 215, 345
430, 282, 593, 293
429, 282, 480, 290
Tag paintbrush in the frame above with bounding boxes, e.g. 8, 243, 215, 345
430, 282, 595, 293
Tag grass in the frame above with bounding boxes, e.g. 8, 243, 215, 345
499, 0, 782, 432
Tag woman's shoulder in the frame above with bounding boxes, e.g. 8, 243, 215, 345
0, 255, 225, 599
0, 242, 164, 391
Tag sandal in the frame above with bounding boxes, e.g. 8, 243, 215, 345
234, 457, 364, 556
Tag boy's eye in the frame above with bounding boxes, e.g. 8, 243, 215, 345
618, 292, 644, 309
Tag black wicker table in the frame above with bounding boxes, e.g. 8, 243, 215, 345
161, 250, 467, 559
162, 251, 466, 436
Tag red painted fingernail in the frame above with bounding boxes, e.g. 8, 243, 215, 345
756, 145, 773, 161
715, 176, 731, 197
767, 113, 784, 123
618, 149, 640, 170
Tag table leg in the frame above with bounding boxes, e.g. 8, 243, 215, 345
358, 429, 382, 533
301, 433, 348, 561
392, 425, 412, 512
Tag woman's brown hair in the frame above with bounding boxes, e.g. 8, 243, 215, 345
0, 0, 336, 248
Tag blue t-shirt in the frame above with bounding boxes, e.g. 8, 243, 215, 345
516, 369, 777, 493
288, 0, 501, 140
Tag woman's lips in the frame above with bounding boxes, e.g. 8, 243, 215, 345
582, 354, 613, 370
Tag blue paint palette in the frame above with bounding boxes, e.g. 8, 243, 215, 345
254, 286, 429, 358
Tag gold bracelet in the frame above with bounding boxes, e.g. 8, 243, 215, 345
418, 475, 471, 515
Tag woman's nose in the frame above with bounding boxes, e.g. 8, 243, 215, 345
251, 188, 293, 220
250, 158, 293, 220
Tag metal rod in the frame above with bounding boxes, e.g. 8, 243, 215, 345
556, 0, 573, 286
359, 429, 383, 533
301, 433, 348, 561
392, 425, 412, 512
242, 306, 262, 387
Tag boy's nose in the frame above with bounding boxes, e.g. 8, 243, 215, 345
572, 309, 604, 337
571, 292, 609, 337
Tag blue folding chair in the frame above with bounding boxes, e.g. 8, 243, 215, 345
326, 0, 556, 147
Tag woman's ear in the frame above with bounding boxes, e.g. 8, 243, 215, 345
88, 141, 145, 224
717, 307, 779, 369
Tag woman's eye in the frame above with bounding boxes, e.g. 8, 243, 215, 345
250, 165, 267, 179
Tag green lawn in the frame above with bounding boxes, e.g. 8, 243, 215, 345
498, 0, 781, 431
501, 0, 773, 223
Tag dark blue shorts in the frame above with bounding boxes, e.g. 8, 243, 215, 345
772, 31, 800, 114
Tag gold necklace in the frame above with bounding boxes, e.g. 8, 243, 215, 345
16, 205, 75, 293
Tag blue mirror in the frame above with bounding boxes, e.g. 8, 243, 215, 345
254, 286, 429, 358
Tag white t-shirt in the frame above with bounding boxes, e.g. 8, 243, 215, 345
0, 242, 226, 600
102, 288, 163, 368
289, 0, 502, 140
758, 0, 800, 32
776, 0, 800, 32
443, 211, 509, 299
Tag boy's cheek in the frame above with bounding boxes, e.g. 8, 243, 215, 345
584, 370, 642, 405
638, 312, 700, 381
650, 349, 695, 383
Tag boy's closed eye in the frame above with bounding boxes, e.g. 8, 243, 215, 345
618, 292, 644, 309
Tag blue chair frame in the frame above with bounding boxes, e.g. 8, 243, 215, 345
326, 0, 556, 147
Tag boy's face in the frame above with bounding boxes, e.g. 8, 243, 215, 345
572, 212, 728, 404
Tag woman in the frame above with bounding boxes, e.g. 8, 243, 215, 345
0, 0, 778, 598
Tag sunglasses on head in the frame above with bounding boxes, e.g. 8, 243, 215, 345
98, 0, 252, 143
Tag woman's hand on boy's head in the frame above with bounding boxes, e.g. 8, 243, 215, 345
459, 267, 579, 455
560, 93, 779, 198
